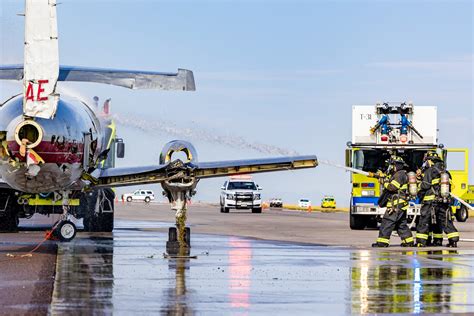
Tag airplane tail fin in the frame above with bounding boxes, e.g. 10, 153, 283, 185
23, 0, 60, 119
0, 0, 195, 105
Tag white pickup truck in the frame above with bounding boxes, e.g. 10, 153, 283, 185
220, 177, 262, 213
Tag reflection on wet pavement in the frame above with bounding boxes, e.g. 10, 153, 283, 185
50, 221, 474, 315
351, 250, 474, 314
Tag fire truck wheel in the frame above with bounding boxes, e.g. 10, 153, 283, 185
350, 214, 367, 230
455, 205, 469, 222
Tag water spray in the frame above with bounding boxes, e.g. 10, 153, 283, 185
450, 193, 474, 211
112, 113, 299, 156
318, 159, 370, 176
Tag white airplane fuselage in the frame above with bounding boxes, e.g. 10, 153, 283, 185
0, 95, 105, 193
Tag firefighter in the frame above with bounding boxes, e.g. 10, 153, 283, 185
372, 156, 414, 247
415, 167, 436, 246
416, 151, 459, 247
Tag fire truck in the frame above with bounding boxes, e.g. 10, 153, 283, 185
345, 102, 470, 230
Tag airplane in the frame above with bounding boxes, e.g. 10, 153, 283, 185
0, 0, 317, 254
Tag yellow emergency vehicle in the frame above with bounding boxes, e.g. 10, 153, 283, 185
321, 196, 336, 208
346, 102, 471, 230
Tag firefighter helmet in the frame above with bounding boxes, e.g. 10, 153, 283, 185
386, 155, 407, 171
424, 151, 442, 162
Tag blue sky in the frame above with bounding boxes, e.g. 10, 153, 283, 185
1, 0, 472, 205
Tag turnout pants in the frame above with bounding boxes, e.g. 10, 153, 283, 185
376, 208, 413, 245
416, 203, 459, 245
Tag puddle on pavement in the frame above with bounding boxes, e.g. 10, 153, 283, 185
50, 222, 474, 315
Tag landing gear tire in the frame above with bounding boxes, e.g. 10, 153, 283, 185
168, 226, 177, 242
166, 227, 191, 255
55, 220, 77, 242
252, 207, 262, 214
350, 214, 367, 230
455, 205, 469, 222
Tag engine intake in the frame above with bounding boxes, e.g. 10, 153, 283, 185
15, 120, 43, 149
159, 140, 199, 201
160, 140, 198, 165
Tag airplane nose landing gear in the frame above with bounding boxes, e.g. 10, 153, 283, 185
52, 193, 77, 242
54, 219, 77, 242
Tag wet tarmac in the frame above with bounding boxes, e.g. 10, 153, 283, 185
50, 220, 474, 315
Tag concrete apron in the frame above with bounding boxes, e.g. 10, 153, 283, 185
50, 220, 474, 315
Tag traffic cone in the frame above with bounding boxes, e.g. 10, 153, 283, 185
308, 205, 312, 213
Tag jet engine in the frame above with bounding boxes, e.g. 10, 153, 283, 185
159, 140, 199, 202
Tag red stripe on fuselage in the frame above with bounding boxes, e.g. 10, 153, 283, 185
8, 141, 84, 164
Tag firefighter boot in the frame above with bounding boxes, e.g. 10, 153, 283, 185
432, 239, 443, 247
426, 238, 433, 247
447, 240, 457, 248
400, 237, 414, 247
372, 242, 389, 248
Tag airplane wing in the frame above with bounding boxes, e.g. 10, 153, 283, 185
95, 155, 317, 188
0, 176, 12, 189
0, 65, 195, 91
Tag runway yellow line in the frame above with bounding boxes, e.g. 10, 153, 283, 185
276, 205, 349, 213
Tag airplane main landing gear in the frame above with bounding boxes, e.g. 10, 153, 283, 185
164, 188, 195, 256
159, 152, 199, 256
